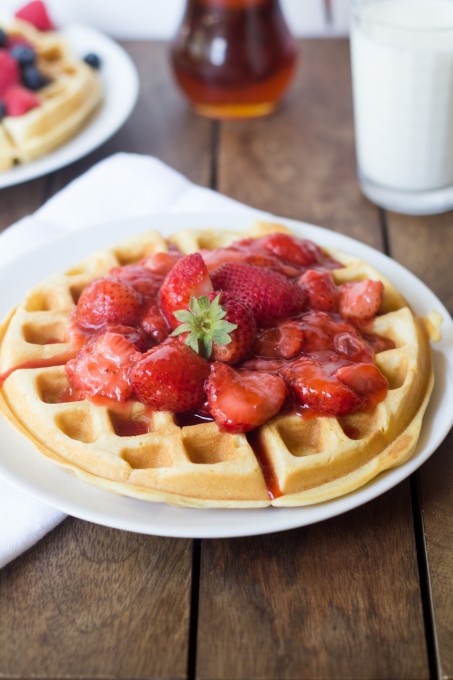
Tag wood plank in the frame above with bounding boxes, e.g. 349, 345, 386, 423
217, 40, 382, 248
386, 212, 453, 314
418, 430, 453, 679
50, 41, 212, 195
0, 179, 47, 233
198, 37, 429, 679
386, 210, 453, 679
197, 488, 427, 680
0, 518, 192, 679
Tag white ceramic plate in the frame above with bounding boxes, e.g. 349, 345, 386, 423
0, 24, 139, 189
0, 212, 452, 538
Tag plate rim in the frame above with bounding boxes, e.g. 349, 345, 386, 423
0, 23, 139, 189
0, 211, 451, 538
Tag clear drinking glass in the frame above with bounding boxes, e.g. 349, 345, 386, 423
350, 0, 453, 214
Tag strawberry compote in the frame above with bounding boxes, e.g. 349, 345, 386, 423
7, 232, 395, 435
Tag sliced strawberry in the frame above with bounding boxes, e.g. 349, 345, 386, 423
110, 264, 162, 300
96, 324, 149, 352
283, 356, 365, 415
205, 362, 287, 433
251, 233, 330, 268
141, 300, 169, 344
333, 331, 374, 363
130, 343, 210, 412
201, 247, 299, 277
0, 51, 20, 97
75, 277, 144, 330
200, 247, 246, 273
159, 253, 213, 328
298, 269, 339, 312
141, 250, 182, 276
254, 320, 303, 359
336, 363, 388, 405
244, 253, 300, 277
2, 84, 39, 116
362, 331, 395, 354
65, 332, 141, 401
15, 1, 55, 31
339, 280, 384, 320
211, 262, 306, 328
241, 357, 287, 373
286, 310, 365, 354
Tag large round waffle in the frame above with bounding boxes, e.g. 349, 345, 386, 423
0, 20, 102, 170
0, 223, 436, 508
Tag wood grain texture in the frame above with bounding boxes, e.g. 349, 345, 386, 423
0, 518, 192, 679
197, 488, 428, 680
217, 40, 382, 247
419, 430, 453, 680
0, 179, 47, 233
386, 212, 453, 314
386, 210, 453, 679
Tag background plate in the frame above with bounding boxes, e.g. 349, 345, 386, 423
0, 212, 452, 538
0, 24, 139, 189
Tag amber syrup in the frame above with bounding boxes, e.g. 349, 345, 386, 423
171, 0, 297, 119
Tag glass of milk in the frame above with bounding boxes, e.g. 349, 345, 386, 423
350, 0, 453, 214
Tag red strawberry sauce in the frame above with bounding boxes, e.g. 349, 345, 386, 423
246, 428, 282, 499
1, 234, 395, 463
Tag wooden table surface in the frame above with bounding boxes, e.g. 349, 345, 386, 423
0, 39, 452, 680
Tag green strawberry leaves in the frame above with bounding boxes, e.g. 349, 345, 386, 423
171, 294, 237, 358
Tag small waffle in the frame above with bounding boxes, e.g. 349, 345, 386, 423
0, 223, 436, 508
0, 20, 102, 170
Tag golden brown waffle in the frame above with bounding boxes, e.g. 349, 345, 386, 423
0, 223, 436, 508
0, 20, 102, 170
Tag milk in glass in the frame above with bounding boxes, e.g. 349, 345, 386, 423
351, 0, 453, 211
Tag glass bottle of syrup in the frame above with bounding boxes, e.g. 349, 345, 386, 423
170, 0, 297, 119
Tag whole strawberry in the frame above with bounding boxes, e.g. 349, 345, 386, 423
75, 277, 144, 330
159, 252, 213, 328
130, 343, 210, 412
172, 292, 256, 364
211, 262, 306, 328
15, 1, 55, 31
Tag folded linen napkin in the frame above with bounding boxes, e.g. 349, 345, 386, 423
0, 152, 265, 568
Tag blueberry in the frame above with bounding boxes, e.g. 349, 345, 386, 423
0, 28, 7, 48
10, 44, 36, 66
83, 52, 101, 70
22, 65, 51, 91
0, 101, 6, 120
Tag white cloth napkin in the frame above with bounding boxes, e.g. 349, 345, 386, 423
0, 152, 267, 567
